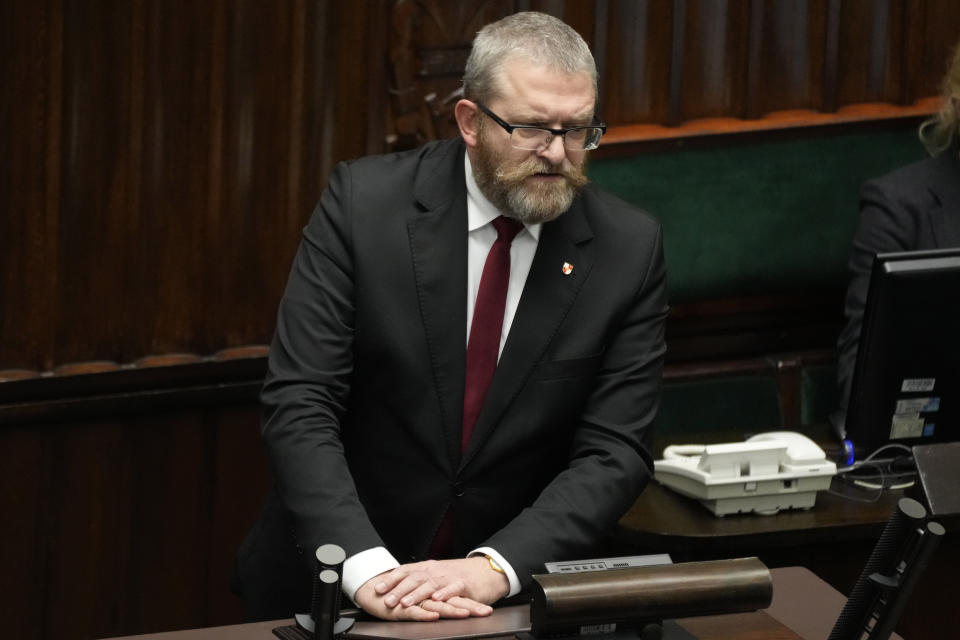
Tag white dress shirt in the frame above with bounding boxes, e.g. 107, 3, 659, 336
340, 152, 538, 602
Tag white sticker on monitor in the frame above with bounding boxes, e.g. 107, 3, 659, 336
890, 414, 925, 439
895, 397, 941, 414
901, 378, 935, 393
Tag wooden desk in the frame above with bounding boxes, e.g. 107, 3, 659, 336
616, 478, 899, 554
101, 567, 839, 640
614, 479, 956, 639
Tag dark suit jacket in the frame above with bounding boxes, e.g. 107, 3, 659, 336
234, 138, 667, 618
837, 146, 960, 404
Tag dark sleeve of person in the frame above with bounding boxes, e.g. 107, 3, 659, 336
485, 221, 668, 587
836, 175, 926, 406
259, 161, 386, 560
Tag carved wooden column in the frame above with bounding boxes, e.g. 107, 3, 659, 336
386, 0, 515, 150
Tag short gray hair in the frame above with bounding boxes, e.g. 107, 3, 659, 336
463, 12, 597, 104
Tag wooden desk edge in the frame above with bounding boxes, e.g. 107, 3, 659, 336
615, 480, 899, 548
100, 567, 872, 640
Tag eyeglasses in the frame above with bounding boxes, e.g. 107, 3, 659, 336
476, 102, 606, 151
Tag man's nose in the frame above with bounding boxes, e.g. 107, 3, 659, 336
537, 134, 567, 165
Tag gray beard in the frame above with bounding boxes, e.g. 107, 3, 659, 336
472, 135, 589, 225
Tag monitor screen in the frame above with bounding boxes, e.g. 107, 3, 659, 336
844, 248, 960, 461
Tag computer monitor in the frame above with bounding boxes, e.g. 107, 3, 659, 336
843, 248, 960, 461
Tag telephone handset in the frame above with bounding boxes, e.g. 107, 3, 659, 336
654, 431, 837, 516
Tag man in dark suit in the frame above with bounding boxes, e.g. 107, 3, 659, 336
235, 11, 667, 622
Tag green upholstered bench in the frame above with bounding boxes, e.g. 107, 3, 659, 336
590, 128, 926, 304
656, 373, 783, 440
589, 125, 927, 435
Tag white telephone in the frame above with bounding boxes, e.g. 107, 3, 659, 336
653, 431, 837, 516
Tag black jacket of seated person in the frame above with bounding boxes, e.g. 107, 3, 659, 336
837, 142, 960, 406
232, 137, 668, 621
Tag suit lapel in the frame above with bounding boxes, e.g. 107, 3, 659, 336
407, 141, 469, 469
461, 198, 595, 467
927, 149, 960, 246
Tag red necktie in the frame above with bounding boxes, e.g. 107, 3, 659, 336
428, 216, 522, 559
461, 215, 523, 450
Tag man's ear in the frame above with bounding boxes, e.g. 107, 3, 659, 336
455, 99, 480, 149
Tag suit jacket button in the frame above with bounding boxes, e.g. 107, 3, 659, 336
453, 482, 465, 497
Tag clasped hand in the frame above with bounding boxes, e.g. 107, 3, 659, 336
354, 556, 510, 621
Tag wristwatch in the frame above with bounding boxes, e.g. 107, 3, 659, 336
483, 554, 506, 574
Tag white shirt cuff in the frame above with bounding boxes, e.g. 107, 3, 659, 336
471, 547, 521, 598
341, 546, 400, 604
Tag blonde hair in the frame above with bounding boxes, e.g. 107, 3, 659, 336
919, 41, 960, 155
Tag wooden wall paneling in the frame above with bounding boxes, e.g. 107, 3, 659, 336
216, 0, 309, 352
537, 0, 602, 53
822, 0, 842, 112
744, 0, 763, 118
744, 0, 828, 118
601, 0, 675, 126
363, 0, 391, 157
0, 0, 62, 372
120, 412, 218, 636
204, 0, 230, 347
589, 0, 610, 115
528, 0, 602, 65
385, 0, 445, 150
383, 0, 516, 152
282, 0, 308, 247
39, 419, 136, 639
0, 0, 347, 373
385, 0, 423, 150
56, 0, 140, 365
915, 0, 960, 98
897, 0, 960, 103
871, 0, 907, 103
258, 0, 333, 327
530, 0, 605, 116
667, 0, 686, 126
51, 0, 225, 363
678, 0, 750, 120
900, 0, 928, 104
0, 356, 267, 633
0, 426, 47, 638
5, 405, 265, 639
321, 1, 383, 166
205, 405, 271, 625
834, 0, 904, 107
141, 0, 228, 357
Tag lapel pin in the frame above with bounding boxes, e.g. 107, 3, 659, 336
561, 262, 574, 275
